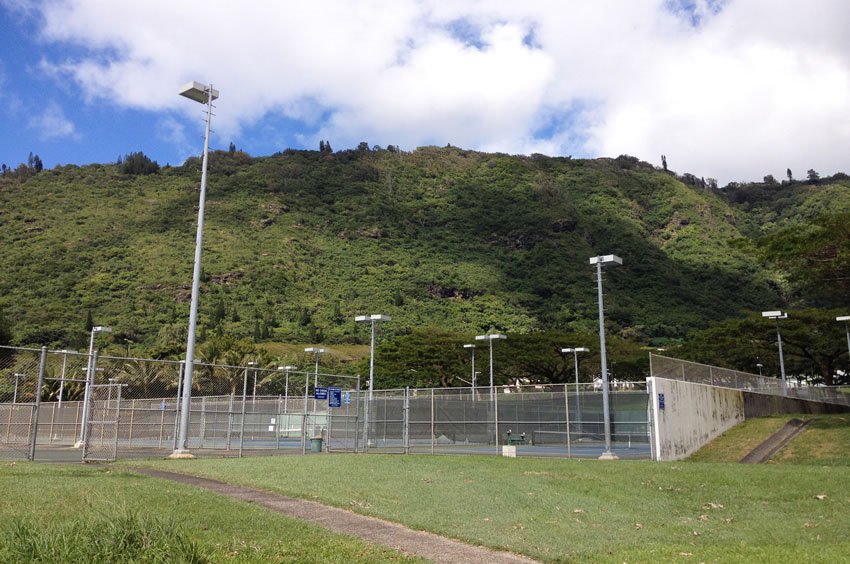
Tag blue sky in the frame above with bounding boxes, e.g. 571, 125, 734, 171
2, 0, 848, 183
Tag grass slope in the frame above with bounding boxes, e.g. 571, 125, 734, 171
691, 414, 850, 465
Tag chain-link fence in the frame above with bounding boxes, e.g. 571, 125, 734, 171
2, 345, 652, 461
649, 353, 850, 406
354, 383, 651, 459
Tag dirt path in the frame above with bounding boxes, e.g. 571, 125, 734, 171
132, 467, 538, 564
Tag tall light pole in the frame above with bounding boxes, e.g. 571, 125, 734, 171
561, 347, 589, 432
355, 314, 390, 449
77, 325, 111, 447
355, 315, 391, 400
837, 316, 850, 364
475, 333, 506, 402
590, 254, 622, 460
248, 361, 257, 404
57, 349, 76, 409
463, 344, 476, 400
172, 80, 219, 459
304, 347, 326, 412
762, 310, 788, 390
278, 365, 297, 413
12, 373, 25, 404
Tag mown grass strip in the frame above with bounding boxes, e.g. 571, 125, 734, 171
134, 451, 850, 562
0, 463, 418, 563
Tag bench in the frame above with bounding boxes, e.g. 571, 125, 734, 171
505, 431, 526, 445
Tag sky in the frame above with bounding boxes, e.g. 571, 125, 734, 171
1, 0, 848, 184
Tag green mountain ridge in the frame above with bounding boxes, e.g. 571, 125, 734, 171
0, 147, 847, 356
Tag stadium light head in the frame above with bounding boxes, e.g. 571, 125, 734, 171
837, 316, 850, 322
304, 347, 327, 354
278, 365, 298, 371
463, 344, 475, 349
561, 347, 590, 353
589, 255, 622, 267
178, 81, 219, 104
475, 334, 507, 341
92, 326, 112, 333
355, 314, 392, 322
762, 311, 788, 319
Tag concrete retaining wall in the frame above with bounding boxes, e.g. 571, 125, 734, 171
648, 377, 744, 461
743, 392, 850, 418
648, 377, 850, 461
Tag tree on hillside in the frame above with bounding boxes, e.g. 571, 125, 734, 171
661, 154, 668, 171
763, 174, 777, 185
32, 155, 43, 172
807, 169, 820, 184
787, 168, 793, 182
0, 309, 12, 347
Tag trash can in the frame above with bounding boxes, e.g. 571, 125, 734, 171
310, 437, 323, 453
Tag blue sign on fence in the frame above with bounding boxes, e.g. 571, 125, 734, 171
328, 387, 342, 408
658, 393, 666, 410
314, 386, 328, 400
343, 391, 351, 405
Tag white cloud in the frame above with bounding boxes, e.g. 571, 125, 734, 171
27, 0, 850, 183
28, 101, 78, 141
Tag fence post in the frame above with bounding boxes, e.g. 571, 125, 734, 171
172, 361, 183, 451
239, 366, 248, 458
403, 386, 409, 454
128, 399, 135, 447
564, 383, 572, 459
27, 346, 47, 461
79, 352, 98, 449
494, 385, 500, 454
48, 403, 56, 444
430, 388, 435, 455
226, 393, 234, 451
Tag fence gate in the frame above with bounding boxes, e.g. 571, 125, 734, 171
83, 384, 123, 463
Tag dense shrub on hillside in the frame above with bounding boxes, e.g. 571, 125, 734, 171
120, 152, 160, 175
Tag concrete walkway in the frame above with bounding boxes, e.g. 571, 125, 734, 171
132, 467, 538, 564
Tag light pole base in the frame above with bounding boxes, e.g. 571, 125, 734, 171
598, 451, 619, 461
168, 450, 195, 459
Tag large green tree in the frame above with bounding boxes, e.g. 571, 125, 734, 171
679, 309, 849, 385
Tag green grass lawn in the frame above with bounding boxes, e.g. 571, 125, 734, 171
0, 462, 418, 563
132, 453, 850, 562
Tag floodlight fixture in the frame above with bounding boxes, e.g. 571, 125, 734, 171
761, 311, 788, 319
589, 255, 623, 267
179, 81, 219, 104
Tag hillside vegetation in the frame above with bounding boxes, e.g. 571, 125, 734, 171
1, 146, 848, 382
